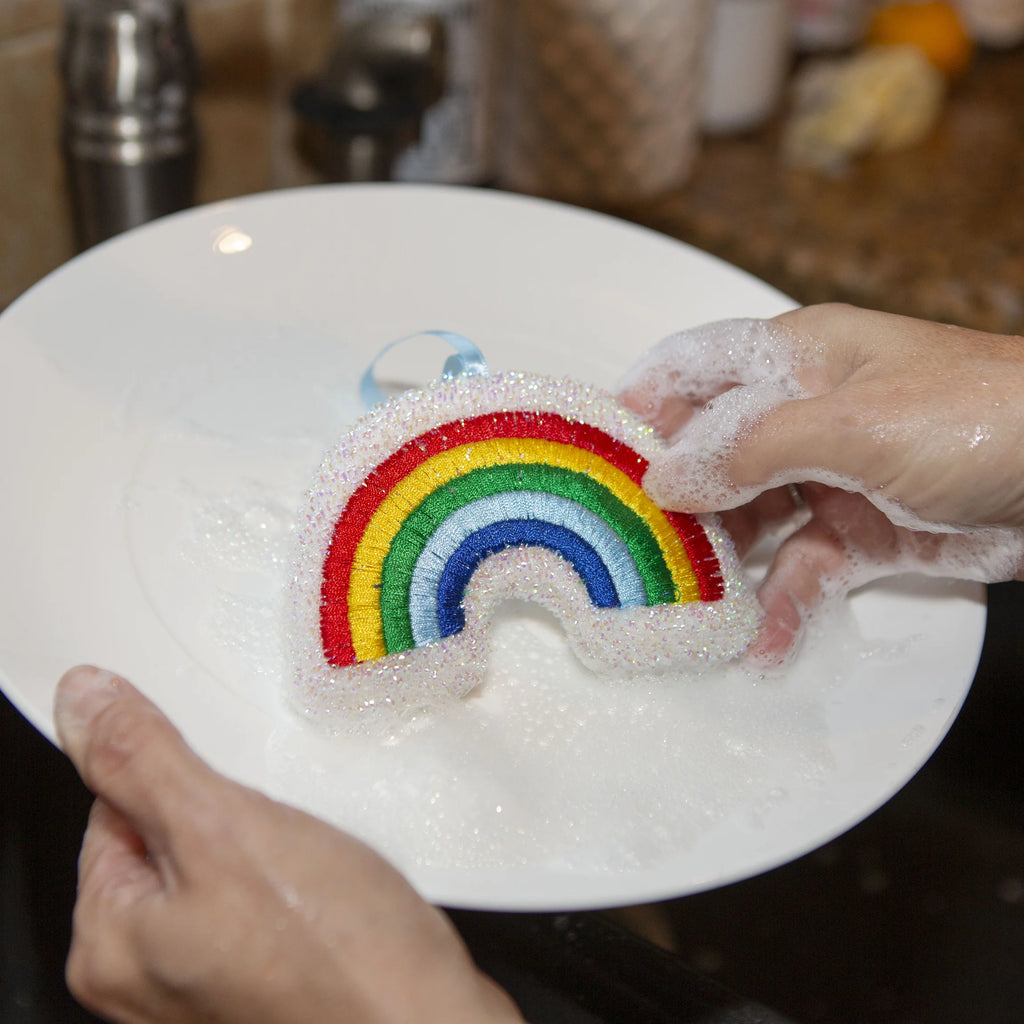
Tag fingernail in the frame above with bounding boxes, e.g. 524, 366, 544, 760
54, 666, 123, 751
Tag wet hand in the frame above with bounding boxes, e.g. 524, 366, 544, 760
54, 665, 523, 1024
619, 304, 1024, 663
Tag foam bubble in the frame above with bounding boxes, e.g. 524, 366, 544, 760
264, 605, 844, 874
617, 317, 814, 413
188, 493, 294, 572
173, 476, 982, 878
618, 318, 818, 514
619, 317, 1024, 587
155, 462, 855, 876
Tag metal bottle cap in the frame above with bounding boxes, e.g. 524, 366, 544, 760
61, 0, 198, 164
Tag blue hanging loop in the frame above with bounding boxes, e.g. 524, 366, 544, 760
360, 330, 489, 409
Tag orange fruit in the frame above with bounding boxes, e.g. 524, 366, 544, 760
867, 1, 974, 79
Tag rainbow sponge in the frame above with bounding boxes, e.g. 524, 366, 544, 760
287, 372, 759, 715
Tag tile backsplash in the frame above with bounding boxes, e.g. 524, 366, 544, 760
0, 0, 335, 310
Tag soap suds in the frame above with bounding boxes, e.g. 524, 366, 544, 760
119, 331, 994, 880
264, 601, 847, 873
619, 316, 1024, 607
157, 468, 849, 875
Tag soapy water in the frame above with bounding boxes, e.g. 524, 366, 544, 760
275, 593, 847, 874
168, 480, 858, 875
119, 321, 997, 879
190, 494, 293, 573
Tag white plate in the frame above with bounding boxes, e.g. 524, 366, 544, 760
0, 184, 984, 911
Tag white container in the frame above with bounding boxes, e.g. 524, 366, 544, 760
956, 0, 1024, 46
702, 0, 793, 133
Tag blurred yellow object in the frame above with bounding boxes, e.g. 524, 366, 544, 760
868, 1, 974, 78
782, 45, 946, 172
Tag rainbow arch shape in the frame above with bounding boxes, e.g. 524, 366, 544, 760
288, 372, 759, 715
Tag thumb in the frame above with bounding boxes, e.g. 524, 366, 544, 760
54, 665, 221, 870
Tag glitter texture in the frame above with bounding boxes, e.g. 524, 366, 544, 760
287, 372, 760, 717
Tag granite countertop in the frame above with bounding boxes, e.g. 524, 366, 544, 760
630, 47, 1024, 335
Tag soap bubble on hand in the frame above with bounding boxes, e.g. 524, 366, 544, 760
618, 317, 821, 515
618, 314, 1024, 664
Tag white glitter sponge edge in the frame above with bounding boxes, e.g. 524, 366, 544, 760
286, 372, 761, 720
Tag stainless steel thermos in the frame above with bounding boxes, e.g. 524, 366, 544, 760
61, 0, 199, 250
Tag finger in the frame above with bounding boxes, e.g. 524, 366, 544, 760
747, 577, 804, 666
745, 514, 853, 666
745, 485, 906, 664
77, 799, 157, 901
617, 317, 809, 424
898, 522, 1024, 582
718, 486, 806, 560
641, 382, 801, 512
643, 362, 898, 516
727, 388, 886, 497
772, 302, 938, 367
620, 389, 695, 440
67, 800, 160, 1024
629, 312, 875, 514
55, 666, 224, 869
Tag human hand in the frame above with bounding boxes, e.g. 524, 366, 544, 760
54, 665, 523, 1024
618, 304, 1024, 663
